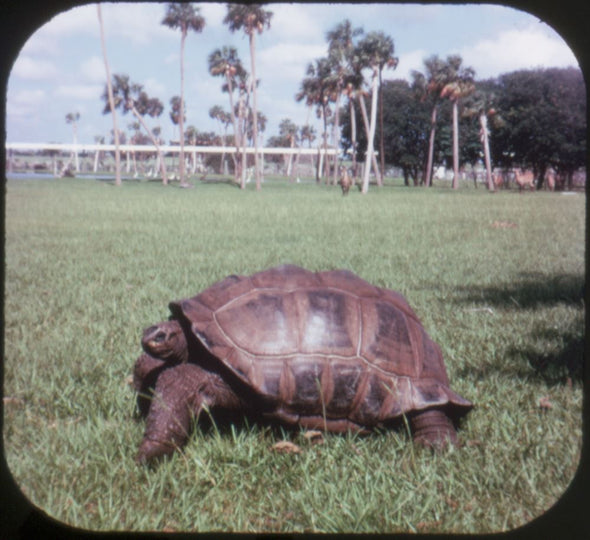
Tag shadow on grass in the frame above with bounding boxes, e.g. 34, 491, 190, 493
455, 322, 584, 385
454, 272, 585, 384
455, 272, 584, 309
509, 326, 584, 384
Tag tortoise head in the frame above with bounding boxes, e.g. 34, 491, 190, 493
141, 320, 188, 363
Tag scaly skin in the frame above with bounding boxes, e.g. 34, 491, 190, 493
134, 360, 244, 464
410, 409, 458, 449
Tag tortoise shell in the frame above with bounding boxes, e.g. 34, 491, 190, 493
167, 265, 471, 427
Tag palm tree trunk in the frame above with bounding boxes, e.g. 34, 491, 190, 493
179, 29, 187, 185
319, 105, 328, 182
97, 4, 121, 186
424, 104, 438, 187
378, 68, 384, 185
452, 99, 459, 189
331, 93, 341, 185
358, 90, 381, 190
350, 98, 358, 176
361, 70, 379, 194
225, 74, 241, 185
249, 32, 261, 190
479, 112, 494, 191
238, 91, 247, 189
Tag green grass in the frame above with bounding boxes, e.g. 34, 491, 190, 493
3, 175, 584, 533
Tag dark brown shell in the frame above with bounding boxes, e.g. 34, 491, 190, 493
169, 265, 472, 426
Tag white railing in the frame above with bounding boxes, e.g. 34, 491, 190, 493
5, 142, 337, 155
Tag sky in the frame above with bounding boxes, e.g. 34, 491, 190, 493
6, 2, 581, 146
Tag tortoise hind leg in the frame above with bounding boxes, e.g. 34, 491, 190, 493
410, 409, 458, 449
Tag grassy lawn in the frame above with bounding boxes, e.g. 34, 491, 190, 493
3, 175, 585, 533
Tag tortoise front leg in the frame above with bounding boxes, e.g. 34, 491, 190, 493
410, 409, 458, 449
136, 363, 207, 464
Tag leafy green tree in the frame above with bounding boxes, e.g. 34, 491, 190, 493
492, 67, 585, 189
224, 4, 273, 190
162, 3, 205, 186
341, 79, 430, 186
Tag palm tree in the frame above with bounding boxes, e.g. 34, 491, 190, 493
208, 46, 247, 186
224, 4, 273, 191
411, 55, 449, 187
326, 19, 364, 185
209, 105, 230, 174
97, 4, 121, 185
355, 31, 397, 194
296, 58, 335, 182
440, 55, 475, 189
102, 74, 169, 184
65, 112, 80, 172
162, 3, 205, 187
278, 118, 298, 177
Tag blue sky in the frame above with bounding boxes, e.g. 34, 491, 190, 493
6, 2, 580, 145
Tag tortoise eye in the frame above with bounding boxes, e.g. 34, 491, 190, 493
153, 331, 168, 343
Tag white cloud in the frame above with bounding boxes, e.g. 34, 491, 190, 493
41, 5, 100, 37
258, 43, 327, 83
268, 4, 324, 42
7, 88, 47, 118
80, 55, 107, 83
100, 3, 176, 45
458, 23, 579, 79
54, 84, 102, 100
11, 55, 58, 80
28, 3, 174, 48
11, 88, 46, 105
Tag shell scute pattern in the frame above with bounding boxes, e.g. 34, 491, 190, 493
174, 265, 470, 418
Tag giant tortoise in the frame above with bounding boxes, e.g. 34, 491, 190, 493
133, 265, 472, 463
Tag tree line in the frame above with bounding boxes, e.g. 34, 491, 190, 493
339, 64, 585, 191
92, 4, 583, 192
